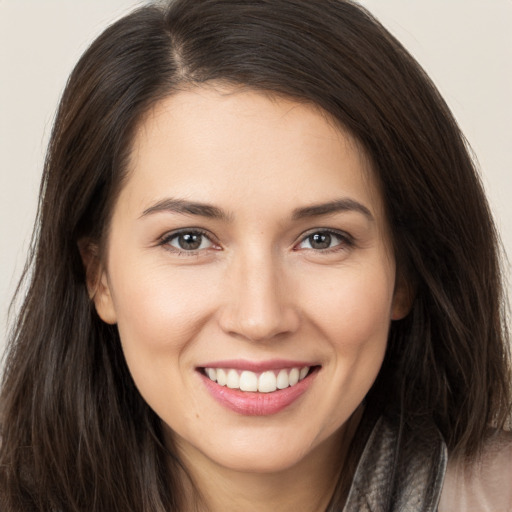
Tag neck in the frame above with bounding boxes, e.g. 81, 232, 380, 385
171, 408, 363, 512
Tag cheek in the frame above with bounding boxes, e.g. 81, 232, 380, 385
302, 262, 395, 346
298, 264, 393, 433
106, 262, 222, 422
108, 260, 220, 355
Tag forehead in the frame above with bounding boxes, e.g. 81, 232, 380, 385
122, 85, 385, 223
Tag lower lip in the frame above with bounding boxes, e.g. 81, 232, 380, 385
199, 369, 318, 416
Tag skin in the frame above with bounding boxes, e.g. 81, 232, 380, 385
88, 85, 410, 511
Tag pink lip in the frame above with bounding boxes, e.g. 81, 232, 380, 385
198, 365, 319, 416
198, 358, 315, 373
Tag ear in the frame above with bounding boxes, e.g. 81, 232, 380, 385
391, 272, 415, 320
78, 239, 117, 325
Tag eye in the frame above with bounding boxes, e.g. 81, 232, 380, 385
161, 230, 216, 252
296, 230, 352, 251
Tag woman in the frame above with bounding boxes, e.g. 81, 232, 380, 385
1, 0, 510, 510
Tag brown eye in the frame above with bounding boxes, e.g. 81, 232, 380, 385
177, 233, 202, 250
308, 232, 332, 250
165, 231, 214, 251
297, 230, 352, 251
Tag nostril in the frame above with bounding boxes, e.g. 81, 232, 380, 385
218, 304, 301, 343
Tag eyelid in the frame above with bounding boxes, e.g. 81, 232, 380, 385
156, 226, 354, 255
158, 227, 221, 254
294, 228, 355, 251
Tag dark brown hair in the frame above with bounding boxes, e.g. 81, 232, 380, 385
1, 0, 510, 510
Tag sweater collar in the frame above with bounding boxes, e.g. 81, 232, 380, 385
342, 412, 447, 512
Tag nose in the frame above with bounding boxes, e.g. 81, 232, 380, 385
218, 248, 300, 342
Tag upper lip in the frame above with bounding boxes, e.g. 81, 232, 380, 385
197, 359, 319, 372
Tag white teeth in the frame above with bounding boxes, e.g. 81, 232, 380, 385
239, 370, 258, 391
204, 366, 312, 393
289, 368, 299, 386
276, 369, 289, 389
216, 368, 227, 386
226, 369, 239, 389
258, 371, 277, 393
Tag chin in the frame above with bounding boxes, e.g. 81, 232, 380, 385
170, 418, 344, 476
206, 441, 314, 474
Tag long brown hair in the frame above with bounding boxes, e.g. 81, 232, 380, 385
1, 1, 510, 510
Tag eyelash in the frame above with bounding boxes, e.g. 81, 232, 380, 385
294, 229, 355, 253
158, 228, 219, 256
158, 228, 355, 256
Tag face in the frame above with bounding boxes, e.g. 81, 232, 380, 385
91, 85, 409, 475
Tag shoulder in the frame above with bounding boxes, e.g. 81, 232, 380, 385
438, 430, 512, 512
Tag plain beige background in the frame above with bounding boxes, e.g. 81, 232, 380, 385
1, 0, 511, 363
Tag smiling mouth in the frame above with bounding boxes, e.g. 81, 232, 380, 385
200, 366, 318, 393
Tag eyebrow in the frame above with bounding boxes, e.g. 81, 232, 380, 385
140, 198, 231, 221
292, 198, 374, 221
140, 197, 373, 222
